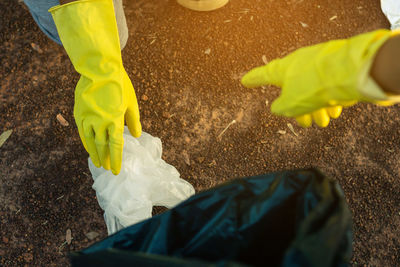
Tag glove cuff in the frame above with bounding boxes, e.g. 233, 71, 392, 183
49, 0, 123, 74
358, 30, 400, 102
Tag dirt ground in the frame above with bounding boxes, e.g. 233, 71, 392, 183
1, 0, 399, 266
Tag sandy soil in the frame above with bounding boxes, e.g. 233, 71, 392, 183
0, 0, 399, 266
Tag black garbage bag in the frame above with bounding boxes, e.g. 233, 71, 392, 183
71, 168, 352, 267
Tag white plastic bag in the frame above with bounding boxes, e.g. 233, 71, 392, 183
381, 0, 400, 30
89, 127, 195, 235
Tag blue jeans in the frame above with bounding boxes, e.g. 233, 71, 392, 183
24, 0, 62, 44
23, 0, 129, 49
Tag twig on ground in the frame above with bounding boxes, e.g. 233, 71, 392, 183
0, 130, 13, 148
58, 241, 68, 252
66, 229, 72, 245
287, 123, 298, 137
56, 114, 69, 127
218, 120, 237, 139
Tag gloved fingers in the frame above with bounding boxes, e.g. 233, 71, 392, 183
97, 144, 111, 171
124, 75, 142, 138
82, 122, 101, 168
94, 130, 111, 171
312, 108, 330, 127
108, 127, 124, 175
126, 106, 142, 138
109, 139, 123, 175
241, 59, 285, 88
296, 106, 341, 128
295, 114, 312, 128
327, 105, 342, 119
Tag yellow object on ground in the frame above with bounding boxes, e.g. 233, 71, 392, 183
241, 30, 396, 127
50, 0, 141, 175
177, 0, 229, 11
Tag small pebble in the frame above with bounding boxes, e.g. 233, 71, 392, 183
162, 111, 171, 119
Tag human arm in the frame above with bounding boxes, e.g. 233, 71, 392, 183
371, 34, 400, 95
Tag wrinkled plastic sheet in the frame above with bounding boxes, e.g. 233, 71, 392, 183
381, 0, 400, 30
89, 127, 195, 235
72, 168, 352, 267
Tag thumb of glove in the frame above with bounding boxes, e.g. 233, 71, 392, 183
241, 59, 286, 88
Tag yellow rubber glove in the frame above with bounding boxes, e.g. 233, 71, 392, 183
50, 0, 141, 175
241, 30, 395, 128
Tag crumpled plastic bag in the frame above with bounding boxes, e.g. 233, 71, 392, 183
381, 0, 400, 30
88, 127, 195, 235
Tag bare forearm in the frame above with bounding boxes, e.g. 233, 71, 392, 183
371, 35, 400, 95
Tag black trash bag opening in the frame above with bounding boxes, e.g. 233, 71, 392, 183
71, 168, 352, 267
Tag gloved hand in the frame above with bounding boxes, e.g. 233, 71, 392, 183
241, 30, 396, 127
50, 0, 141, 175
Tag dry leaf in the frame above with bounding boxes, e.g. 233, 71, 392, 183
30, 43, 43, 53
287, 123, 298, 137
56, 114, 69, 127
0, 130, 12, 148
235, 109, 244, 122
232, 72, 247, 80
197, 157, 205, 163
299, 21, 309, 27
262, 55, 268, 64
277, 130, 286, 135
208, 159, 217, 167
85, 231, 100, 240
66, 229, 72, 245
182, 150, 191, 166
